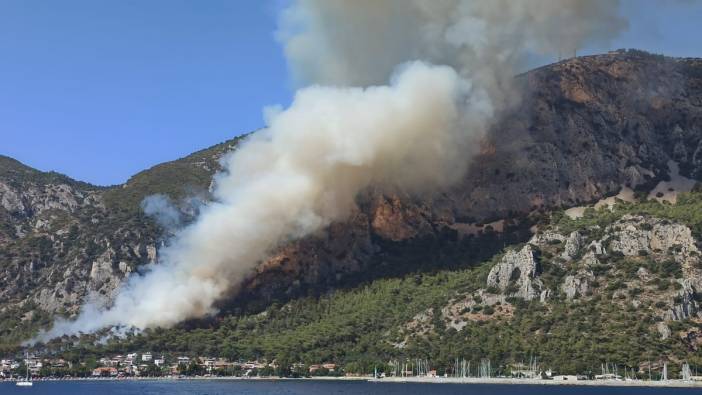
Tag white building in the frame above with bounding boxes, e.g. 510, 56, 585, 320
242, 362, 257, 370
125, 353, 138, 366
0, 359, 13, 371
595, 373, 622, 380
125, 364, 139, 375
142, 352, 153, 362
154, 357, 166, 367
27, 358, 42, 375
177, 356, 190, 365
552, 375, 579, 381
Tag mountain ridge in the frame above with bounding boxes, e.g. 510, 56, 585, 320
1, 49, 702, 352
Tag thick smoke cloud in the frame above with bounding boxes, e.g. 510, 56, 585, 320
278, 0, 627, 88
37, 62, 481, 338
36, 0, 628, 341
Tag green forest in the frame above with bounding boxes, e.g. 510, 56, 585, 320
8, 191, 702, 377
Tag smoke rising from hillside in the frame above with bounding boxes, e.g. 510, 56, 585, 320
37, 1, 627, 340
141, 194, 183, 231
37, 62, 480, 338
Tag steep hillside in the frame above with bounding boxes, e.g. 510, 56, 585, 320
239, 49, 702, 305
33, 192, 702, 376
102, 136, 245, 214
0, 138, 242, 345
1, 50, 702, 348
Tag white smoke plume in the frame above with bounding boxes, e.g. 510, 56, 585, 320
141, 194, 183, 231
278, 0, 627, 88
141, 194, 205, 232
36, 0, 628, 341
37, 62, 481, 339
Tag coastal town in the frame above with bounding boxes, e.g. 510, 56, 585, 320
2, 352, 702, 388
1, 352, 340, 379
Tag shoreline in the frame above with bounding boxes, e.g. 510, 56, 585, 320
0, 376, 367, 383
3, 375, 702, 388
371, 376, 702, 388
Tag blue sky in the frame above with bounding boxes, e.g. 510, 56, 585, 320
2, 0, 701, 185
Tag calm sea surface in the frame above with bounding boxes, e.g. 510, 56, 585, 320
1, 380, 702, 395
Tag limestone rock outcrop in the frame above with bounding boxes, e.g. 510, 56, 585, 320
487, 245, 542, 300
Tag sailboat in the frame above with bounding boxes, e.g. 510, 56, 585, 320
16, 352, 33, 387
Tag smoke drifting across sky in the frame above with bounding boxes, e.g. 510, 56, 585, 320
36, 0, 628, 341
278, 0, 627, 87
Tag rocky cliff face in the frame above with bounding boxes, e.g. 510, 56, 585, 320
447, 51, 702, 217
0, 157, 158, 321
1, 50, 702, 339
242, 50, 702, 303
418, 213, 702, 346
486, 244, 543, 301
